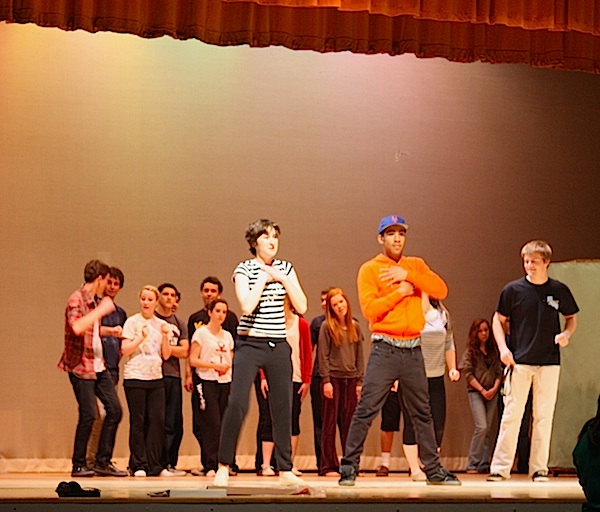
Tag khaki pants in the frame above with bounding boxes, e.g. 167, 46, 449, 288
490, 364, 560, 478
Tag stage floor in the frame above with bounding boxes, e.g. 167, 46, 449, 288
0, 472, 586, 512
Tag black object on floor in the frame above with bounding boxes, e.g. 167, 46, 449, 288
55, 481, 101, 498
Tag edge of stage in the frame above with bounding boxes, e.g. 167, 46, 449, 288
0, 471, 586, 512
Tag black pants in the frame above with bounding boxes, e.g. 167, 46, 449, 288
197, 379, 230, 472
310, 373, 323, 471
124, 380, 165, 476
342, 343, 442, 476
69, 371, 122, 467
219, 337, 293, 471
162, 376, 183, 468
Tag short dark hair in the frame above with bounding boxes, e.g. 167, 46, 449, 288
200, 276, 223, 294
245, 219, 280, 255
158, 283, 179, 294
108, 267, 125, 287
83, 260, 110, 283
207, 298, 228, 313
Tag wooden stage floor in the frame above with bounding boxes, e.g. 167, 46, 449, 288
0, 471, 586, 512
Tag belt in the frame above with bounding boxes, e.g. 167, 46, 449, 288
372, 334, 421, 349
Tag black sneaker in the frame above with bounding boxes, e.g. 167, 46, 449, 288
532, 470, 549, 482
338, 465, 357, 486
93, 462, 128, 477
487, 473, 508, 482
375, 465, 389, 477
426, 468, 461, 485
71, 465, 95, 477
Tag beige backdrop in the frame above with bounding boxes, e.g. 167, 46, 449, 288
1, 21, 600, 473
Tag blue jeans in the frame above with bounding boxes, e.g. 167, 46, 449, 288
341, 342, 442, 476
69, 371, 122, 467
466, 391, 498, 472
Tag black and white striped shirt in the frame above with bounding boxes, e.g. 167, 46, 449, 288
233, 259, 293, 339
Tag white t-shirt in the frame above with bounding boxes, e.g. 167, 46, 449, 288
122, 313, 168, 380
191, 325, 234, 383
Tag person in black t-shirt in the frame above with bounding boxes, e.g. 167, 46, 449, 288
488, 240, 578, 483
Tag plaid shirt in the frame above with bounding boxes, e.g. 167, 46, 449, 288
57, 286, 99, 380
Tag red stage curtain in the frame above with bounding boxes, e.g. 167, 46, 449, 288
1, 0, 600, 73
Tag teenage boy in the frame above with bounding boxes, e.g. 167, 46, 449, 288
338, 215, 460, 486
86, 267, 127, 466
487, 240, 578, 483
58, 260, 127, 477
186, 276, 238, 475
155, 283, 189, 476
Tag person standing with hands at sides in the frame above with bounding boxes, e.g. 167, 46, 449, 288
189, 299, 235, 477
121, 286, 172, 477
213, 219, 308, 487
58, 259, 127, 477
487, 240, 579, 483
459, 318, 502, 474
318, 287, 364, 476
338, 215, 460, 486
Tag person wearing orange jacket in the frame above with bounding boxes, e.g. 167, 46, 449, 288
338, 215, 460, 486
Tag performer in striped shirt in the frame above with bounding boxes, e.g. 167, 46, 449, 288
213, 219, 308, 488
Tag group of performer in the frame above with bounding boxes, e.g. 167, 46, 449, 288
59, 215, 579, 488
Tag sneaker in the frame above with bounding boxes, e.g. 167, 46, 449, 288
465, 468, 478, 474
165, 465, 187, 476
213, 465, 229, 487
92, 462, 128, 477
261, 465, 276, 476
375, 465, 389, 477
205, 469, 216, 478
279, 470, 306, 486
410, 469, 427, 481
427, 469, 461, 486
133, 469, 147, 477
190, 468, 203, 476
338, 464, 357, 486
487, 473, 507, 482
291, 466, 303, 476
71, 465, 95, 478
229, 466, 238, 476
532, 470, 550, 482
159, 468, 175, 477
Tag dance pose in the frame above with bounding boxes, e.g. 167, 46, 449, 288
377, 295, 459, 479
121, 286, 172, 477
214, 219, 307, 487
338, 215, 460, 486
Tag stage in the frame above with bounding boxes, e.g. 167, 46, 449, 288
0, 472, 586, 512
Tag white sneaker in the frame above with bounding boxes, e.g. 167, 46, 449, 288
160, 468, 176, 477
279, 470, 306, 486
292, 466, 303, 476
213, 465, 229, 487
261, 465, 276, 476
133, 469, 147, 477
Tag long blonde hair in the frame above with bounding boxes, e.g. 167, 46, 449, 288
324, 287, 359, 346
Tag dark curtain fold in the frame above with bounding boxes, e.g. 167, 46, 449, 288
1, 0, 600, 73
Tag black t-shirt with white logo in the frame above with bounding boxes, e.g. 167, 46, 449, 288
497, 277, 579, 365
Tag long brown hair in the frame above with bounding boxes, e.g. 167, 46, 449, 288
324, 287, 359, 346
467, 318, 497, 356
